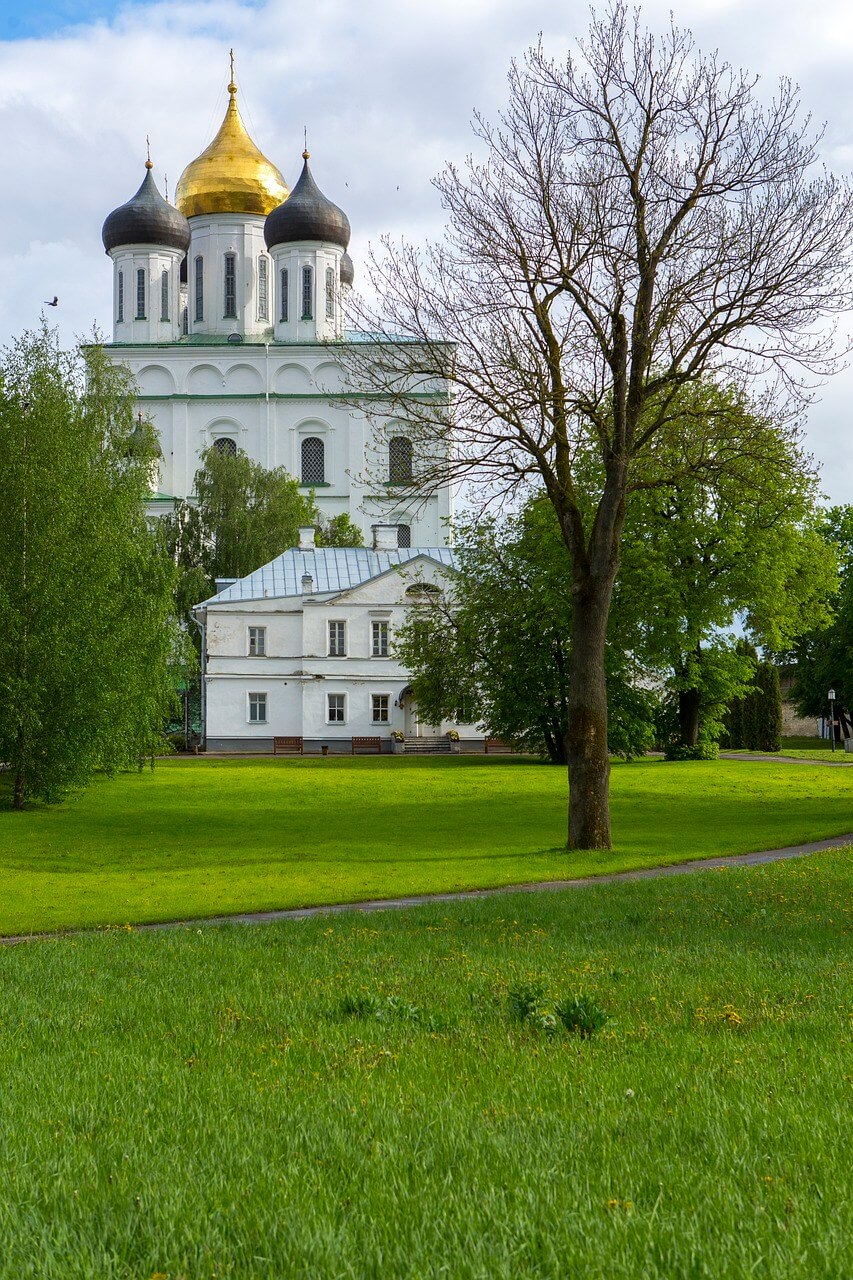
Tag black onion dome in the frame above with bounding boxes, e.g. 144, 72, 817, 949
264, 153, 350, 251
340, 252, 355, 287
102, 165, 191, 254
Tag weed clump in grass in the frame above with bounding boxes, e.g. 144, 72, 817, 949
508, 982, 609, 1039
335, 992, 449, 1031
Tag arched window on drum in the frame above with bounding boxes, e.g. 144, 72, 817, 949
301, 437, 325, 485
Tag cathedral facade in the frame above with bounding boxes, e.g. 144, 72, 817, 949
101, 62, 451, 548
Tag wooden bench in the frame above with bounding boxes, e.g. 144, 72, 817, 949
274, 736, 303, 755
484, 737, 513, 754
351, 736, 382, 755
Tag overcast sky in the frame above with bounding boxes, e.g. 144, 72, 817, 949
1, 0, 852, 500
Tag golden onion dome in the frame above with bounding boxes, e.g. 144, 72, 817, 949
175, 65, 289, 218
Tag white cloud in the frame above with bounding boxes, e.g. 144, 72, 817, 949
2, 0, 852, 499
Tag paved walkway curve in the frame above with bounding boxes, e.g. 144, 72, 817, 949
2, 832, 851, 947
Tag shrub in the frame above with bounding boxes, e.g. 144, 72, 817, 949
555, 994, 610, 1039
664, 741, 719, 761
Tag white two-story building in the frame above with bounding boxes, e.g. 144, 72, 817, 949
196, 527, 481, 753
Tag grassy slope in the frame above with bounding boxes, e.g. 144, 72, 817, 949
0, 851, 850, 1278
1, 756, 852, 935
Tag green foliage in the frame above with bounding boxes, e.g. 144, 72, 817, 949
0, 326, 185, 807
664, 742, 720, 762
787, 506, 853, 722
159, 449, 362, 624
620, 383, 836, 747
394, 498, 657, 762
507, 981, 548, 1023
723, 648, 783, 753
554, 993, 610, 1038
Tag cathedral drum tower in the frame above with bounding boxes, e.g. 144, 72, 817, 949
100, 56, 451, 547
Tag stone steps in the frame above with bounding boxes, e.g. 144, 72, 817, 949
403, 735, 452, 754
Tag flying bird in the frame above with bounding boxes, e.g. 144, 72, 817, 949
44, 296, 59, 307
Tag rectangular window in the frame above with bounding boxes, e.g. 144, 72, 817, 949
371, 694, 390, 724
325, 265, 335, 319
301, 265, 313, 319
371, 621, 389, 657
258, 256, 268, 320
224, 253, 237, 318
117, 270, 124, 322
327, 693, 345, 724
160, 268, 169, 321
396, 524, 411, 548
248, 626, 266, 657
194, 256, 204, 322
280, 267, 288, 321
328, 620, 346, 657
136, 268, 146, 319
248, 692, 267, 723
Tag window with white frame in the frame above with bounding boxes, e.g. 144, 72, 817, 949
248, 626, 266, 657
160, 268, 169, 321
325, 265, 335, 319
371, 694, 390, 724
327, 692, 346, 723
301, 264, 313, 319
223, 253, 237, 319
248, 692, 268, 723
117, 270, 124, 322
371, 621, 389, 657
136, 268, 146, 319
328, 620, 346, 656
258, 255, 269, 320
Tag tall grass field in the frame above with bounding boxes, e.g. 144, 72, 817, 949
0, 849, 850, 1278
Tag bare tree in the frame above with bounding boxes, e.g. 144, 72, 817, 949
343, 3, 853, 849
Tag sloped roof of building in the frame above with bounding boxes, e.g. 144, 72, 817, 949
200, 546, 457, 606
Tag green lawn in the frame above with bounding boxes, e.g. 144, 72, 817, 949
1, 756, 852, 935
0, 850, 849, 1278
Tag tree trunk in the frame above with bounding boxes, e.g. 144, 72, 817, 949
13, 769, 25, 811
565, 586, 613, 849
678, 687, 701, 747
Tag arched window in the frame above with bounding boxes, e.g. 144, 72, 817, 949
301, 265, 313, 320
136, 268, 146, 319
117, 270, 124, 322
194, 256, 204, 322
388, 436, 413, 484
280, 267, 289, 321
396, 524, 411, 548
325, 266, 335, 319
223, 253, 237, 319
258, 256, 268, 321
301, 437, 325, 484
213, 437, 237, 457
160, 268, 169, 322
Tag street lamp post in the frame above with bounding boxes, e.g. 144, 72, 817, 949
828, 689, 836, 753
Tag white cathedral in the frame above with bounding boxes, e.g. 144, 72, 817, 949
101, 60, 451, 548
100, 64, 478, 753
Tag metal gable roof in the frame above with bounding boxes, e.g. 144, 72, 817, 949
199, 546, 458, 605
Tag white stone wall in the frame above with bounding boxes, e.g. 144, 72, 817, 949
108, 342, 451, 544
185, 215, 273, 341
108, 244, 184, 344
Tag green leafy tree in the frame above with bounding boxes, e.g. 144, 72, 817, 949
0, 327, 184, 809
618, 387, 836, 750
787, 507, 853, 727
394, 500, 657, 762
